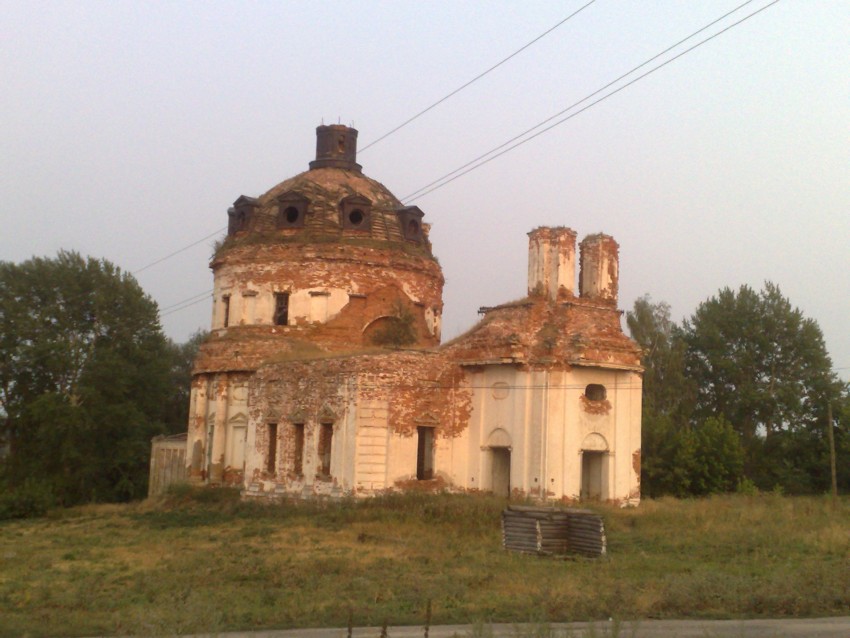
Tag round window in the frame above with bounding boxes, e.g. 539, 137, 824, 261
348, 209, 364, 226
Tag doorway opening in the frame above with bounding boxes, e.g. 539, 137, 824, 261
581, 451, 606, 500
491, 447, 511, 498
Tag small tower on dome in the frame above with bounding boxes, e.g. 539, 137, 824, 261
309, 124, 362, 173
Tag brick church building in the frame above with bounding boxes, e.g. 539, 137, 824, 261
180, 124, 643, 504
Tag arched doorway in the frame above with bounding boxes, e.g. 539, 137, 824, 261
580, 433, 609, 501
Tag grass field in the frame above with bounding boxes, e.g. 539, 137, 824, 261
1, 489, 848, 637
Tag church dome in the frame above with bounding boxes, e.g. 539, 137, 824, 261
196, 124, 445, 374
220, 125, 432, 255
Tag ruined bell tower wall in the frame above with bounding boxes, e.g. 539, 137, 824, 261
527, 227, 577, 300
579, 234, 619, 304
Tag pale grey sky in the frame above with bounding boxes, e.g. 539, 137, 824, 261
1, 1, 848, 381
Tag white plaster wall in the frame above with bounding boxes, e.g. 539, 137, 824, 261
224, 381, 249, 472
456, 364, 641, 503
289, 288, 349, 324
212, 263, 354, 328
353, 399, 389, 492
386, 431, 418, 485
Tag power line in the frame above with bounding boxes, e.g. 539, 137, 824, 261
133, 226, 226, 275
159, 289, 213, 313
358, 0, 596, 154
130, 0, 777, 315
402, 0, 778, 204
401, 0, 758, 202
124, 5, 596, 280
160, 291, 213, 318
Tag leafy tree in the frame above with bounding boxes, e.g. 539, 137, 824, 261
626, 296, 693, 496
682, 283, 846, 491
0, 251, 173, 506
626, 295, 692, 419
672, 416, 744, 497
629, 288, 847, 497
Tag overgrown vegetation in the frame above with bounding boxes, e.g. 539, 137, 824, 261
628, 285, 850, 497
370, 301, 418, 348
1, 491, 848, 637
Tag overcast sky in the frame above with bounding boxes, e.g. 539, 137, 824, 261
2, 1, 848, 381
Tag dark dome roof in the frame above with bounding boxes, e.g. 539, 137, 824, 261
223, 125, 430, 251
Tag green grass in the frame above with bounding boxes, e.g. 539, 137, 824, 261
1, 491, 848, 637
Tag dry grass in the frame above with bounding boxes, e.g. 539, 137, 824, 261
1, 491, 848, 637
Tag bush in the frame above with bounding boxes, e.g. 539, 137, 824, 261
0, 478, 55, 520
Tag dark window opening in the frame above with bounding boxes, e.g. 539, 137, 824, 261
222, 295, 231, 328
293, 423, 304, 476
396, 206, 425, 242
267, 423, 278, 474
348, 209, 364, 226
337, 135, 346, 152
417, 426, 435, 480
318, 423, 333, 477
585, 384, 607, 401
284, 206, 300, 224
341, 195, 371, 230
274, 292, 290, 326
228, 196, 258, 236
275, 192, 309, 229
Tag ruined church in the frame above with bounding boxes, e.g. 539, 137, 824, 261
182, 124, 643, 504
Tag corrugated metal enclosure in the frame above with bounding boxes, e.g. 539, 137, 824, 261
148, 433, 188, 497
502, 505, 607, 557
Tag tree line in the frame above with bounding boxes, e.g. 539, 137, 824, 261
628, 284, 849, 497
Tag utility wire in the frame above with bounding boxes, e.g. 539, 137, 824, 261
133, 226, 226, 275
127, 4, 595, 280
401, 0, 777, 204
358, 0, 596, 153
159, 292, 213, 318
122, 0, 763, 278
159, 290, 213, 313
401, 0, 757, 202
127, 0, 777, 317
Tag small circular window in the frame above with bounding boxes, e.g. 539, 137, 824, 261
348, 209, 364, 226
585, 384, 607, 401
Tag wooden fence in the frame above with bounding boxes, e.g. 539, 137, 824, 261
148, 433, 188, 497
